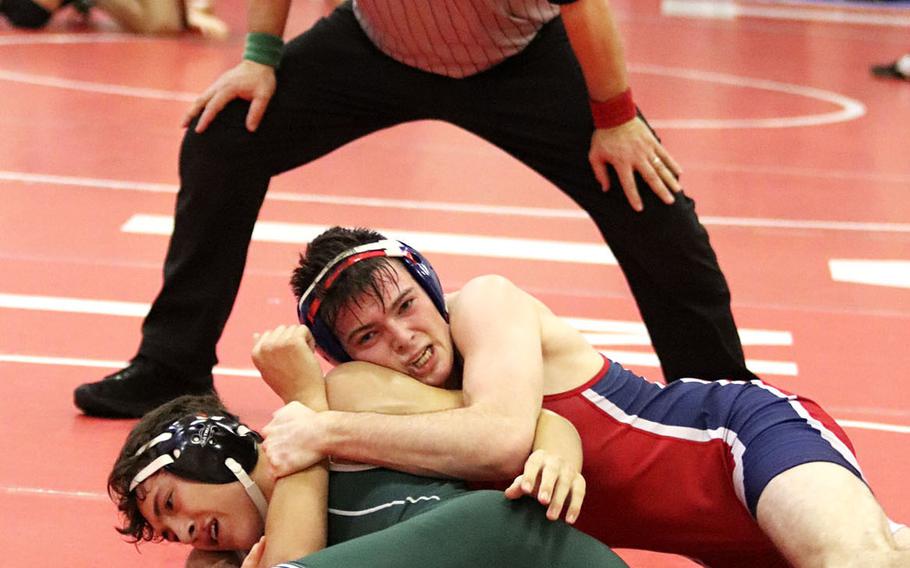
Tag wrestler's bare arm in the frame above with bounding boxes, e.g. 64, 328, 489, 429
326, 361, 586, 521
253, 326, 329, 567
185, 548, 242, 568
326, 361, 580, 464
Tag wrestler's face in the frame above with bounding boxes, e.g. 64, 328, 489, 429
136, 471, 263, 552
333, 262, 455, 387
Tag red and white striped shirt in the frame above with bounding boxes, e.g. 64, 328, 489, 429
352, 0, 563, 78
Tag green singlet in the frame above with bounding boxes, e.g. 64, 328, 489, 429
276, 466, 628, 568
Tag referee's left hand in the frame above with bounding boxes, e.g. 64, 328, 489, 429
589, 117, 683, 212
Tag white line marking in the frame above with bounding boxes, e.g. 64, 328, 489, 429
633, 64, 866, 129
0, 293, 150, 317
121, 215, 620, 265
568, 317, 793, 346
662, 0, 738, 19
0, 486, 107, 501
0, 354, 259, 377
0, 33, 151, 46
829, 260, 910, 289
0, 296, 797, 373
601, 350, 798, 377
0, 356, 903, 433
0, 34, 195, 101
661, 0, 910, 27
4, 170, 907, 233
0, 69, 196, 101
0, 34, 866, 129
698, 217, 910, 234
0, 293, 794, 350
689, 161, 910, 185
0, 171, 179, 193
836, 420, 910, 435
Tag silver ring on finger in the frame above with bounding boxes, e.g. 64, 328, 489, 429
651, 156, 663, 166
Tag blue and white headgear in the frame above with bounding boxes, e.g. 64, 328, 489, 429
129, 415, 268, 521
296, 239, 447, 363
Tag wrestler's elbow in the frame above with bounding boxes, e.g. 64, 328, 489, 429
483, 420, 536, 478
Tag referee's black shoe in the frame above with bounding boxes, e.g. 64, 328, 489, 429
74, 357, 215, 418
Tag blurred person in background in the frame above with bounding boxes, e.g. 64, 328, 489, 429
0, 0, 228, 39
872, 52, 910, 82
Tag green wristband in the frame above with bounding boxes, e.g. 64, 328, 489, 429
243, 32, 284, 69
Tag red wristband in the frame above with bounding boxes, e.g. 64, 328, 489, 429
589, 87, 637, 130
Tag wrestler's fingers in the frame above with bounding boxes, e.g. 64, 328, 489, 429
262, 442, 292, 477
261, 411, 286, 436
291, 324, 309, 341
241, 536, 266, 568
519, 449, 545, 493
262, 417, 285, 439
535, 458, 560, 505
288, 324, 317, 353
304, 325, 316, 351
564, 475, 586, 525
545, 466, 575, 520
504, 475, 525, 500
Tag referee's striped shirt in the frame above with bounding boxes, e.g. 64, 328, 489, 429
352, 0, 570, 78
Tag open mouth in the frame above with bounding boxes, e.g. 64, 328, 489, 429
409, 345, 433, 372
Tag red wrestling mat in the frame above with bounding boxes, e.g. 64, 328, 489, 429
1, 1, 907, 565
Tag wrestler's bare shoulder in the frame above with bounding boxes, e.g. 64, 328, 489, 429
446, 275, 603, 394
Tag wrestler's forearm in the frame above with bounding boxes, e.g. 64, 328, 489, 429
316, 404, 533, 480
326, 361, 463, 415
248, 0, 291, 37
532, 410, 583, 471
560, 0, 629, 101
262, 463, 329, 566
263, 355, 330, 566
185, 548, 242, 568
325, 362, 550, 480
328, 365, 581, 471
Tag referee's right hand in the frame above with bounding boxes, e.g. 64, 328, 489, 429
182, 59, 277, 134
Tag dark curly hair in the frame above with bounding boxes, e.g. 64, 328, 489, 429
107, 394, 237, 543
291, 226, 403, 332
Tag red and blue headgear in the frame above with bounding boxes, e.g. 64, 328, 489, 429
296, 239, 447, 363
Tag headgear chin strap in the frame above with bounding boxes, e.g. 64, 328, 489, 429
296, 239, 447, 363
129, 415, 269, 521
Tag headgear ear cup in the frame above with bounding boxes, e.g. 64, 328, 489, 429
129, 416, 268, 520
399, 242, 447, 317
297, 239, 447, 362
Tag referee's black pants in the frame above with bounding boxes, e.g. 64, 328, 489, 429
139, 2, 759, 383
